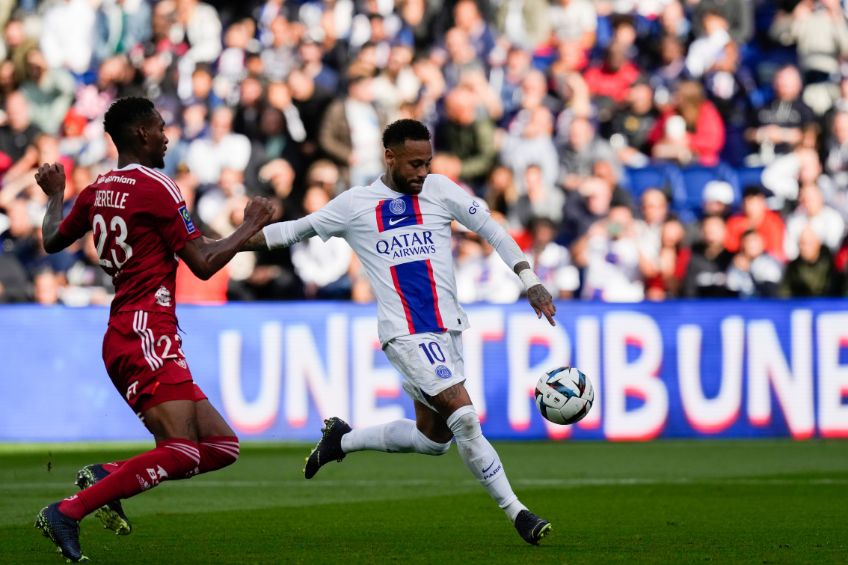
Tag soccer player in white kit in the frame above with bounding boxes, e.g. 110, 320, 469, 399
249, 119, 557, 544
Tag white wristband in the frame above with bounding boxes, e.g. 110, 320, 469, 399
518, 269, 542, 291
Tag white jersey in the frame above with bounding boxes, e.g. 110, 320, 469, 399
308, 174, 492, 345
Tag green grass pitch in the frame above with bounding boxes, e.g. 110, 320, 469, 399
1, 440, 846, 564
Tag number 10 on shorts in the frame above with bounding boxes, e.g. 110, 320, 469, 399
418, 341, 446, 365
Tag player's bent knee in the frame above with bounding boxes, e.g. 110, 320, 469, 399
199, 436, 240, 472
414, 430, 452, 456
446, 406, 481, 442
159, 439, 202, 478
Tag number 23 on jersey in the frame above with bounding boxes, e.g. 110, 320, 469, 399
93, 213, 133, 270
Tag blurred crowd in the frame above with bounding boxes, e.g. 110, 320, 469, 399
2, 0, 848, 305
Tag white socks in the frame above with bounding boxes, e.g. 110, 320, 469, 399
338, 410, 526, 523
446, 405, 527, 522
341, 419, 451, 455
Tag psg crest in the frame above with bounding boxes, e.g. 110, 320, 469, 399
389, 198, 407, 215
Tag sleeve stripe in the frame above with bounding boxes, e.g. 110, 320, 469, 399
137, 166, 182, 203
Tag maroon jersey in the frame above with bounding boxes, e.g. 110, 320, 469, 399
59, 164, 201, 316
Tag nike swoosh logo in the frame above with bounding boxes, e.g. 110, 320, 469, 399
388, 217, 407, 226
482, 461, 496, 473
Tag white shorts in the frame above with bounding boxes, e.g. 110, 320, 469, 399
383, 330, 466, 411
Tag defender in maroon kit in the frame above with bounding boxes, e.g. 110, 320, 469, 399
33, 97, 275, 562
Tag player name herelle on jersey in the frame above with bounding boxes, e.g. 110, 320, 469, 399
94, 190, 129, 209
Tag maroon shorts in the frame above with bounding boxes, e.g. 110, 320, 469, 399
102, 311, 207, 414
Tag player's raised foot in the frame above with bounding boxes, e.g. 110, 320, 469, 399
304, 417, 352, 479
514, 509, 551, 545
34, 503, 88, 562
75, 464, 132, 535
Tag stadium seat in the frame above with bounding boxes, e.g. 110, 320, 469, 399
623, 164, 690, 221
678, 164, 737, 219
623, 165, 670, 200
732, 166, 765, 195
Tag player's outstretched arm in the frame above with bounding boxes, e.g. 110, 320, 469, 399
242, 216, 318, 251
469, 211, 557, 326
514, 260, 557, 326
36, 163, 76, 253
178, 196, 275, 280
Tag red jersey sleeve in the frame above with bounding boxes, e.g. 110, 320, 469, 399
142, 171, 202, 253
57, 186, 95, 241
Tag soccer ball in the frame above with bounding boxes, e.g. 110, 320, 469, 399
534, 367, 594, 425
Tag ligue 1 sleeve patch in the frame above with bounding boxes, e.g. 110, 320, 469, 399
178, 204, 197, 234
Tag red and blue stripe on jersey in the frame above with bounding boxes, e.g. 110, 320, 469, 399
390, 259, 445, 334
376, 195, 444, 334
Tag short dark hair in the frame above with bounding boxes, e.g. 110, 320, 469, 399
104, 97, 157, 151
382, 119, 430, 149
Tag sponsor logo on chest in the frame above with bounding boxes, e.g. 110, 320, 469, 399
375, 230, 436, 259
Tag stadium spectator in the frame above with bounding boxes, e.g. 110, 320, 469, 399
559, 175, 615, 245
19, 48, 75, 135
62, 232, 115, 306
452, 0, 496, 64
185, 105, 251, 185
511, 162, 564, 226
291, 185, 353, 299
701, 41, 757, 165
770, 0, 848, 115
0, 252, 30, 302
170, 0, 223, 67
683, 214, 735, 297
725, 185, 786, 260
607, 75, 657, 166
183, 63, 223, 110
584, 41, 641, 106
0, 90, 40, 176
574, 204, 646, 302
499, 72, 559, 190
254, 157, 295, 203
727, 229, 783, 298
784, 182, 845, 260
32, 266, 61, 305
3, 16, 37, 85
440, 27, 484, 89
491, 45, 533, 124
434, 85, 497, 192
231, 74, 265, 141
692, 0, 753, 45
483, 164, 521, 229
824, 109, 848, 188
319, 64, 386, 187
558, 116, 619, 191
39, 0, 96, 75
779, 225, 840, 297
649, 34, 687, 106
493, 0, 551, 51
649, 80, 726, 166
372, 44, 420, 121
746, 65, 815, 163
260, 15, 296, 82
685, 9, 732, 79
636, 189, 672, 287
548, 38, 592, 117
455, 229, 523, 304
549, 0, 596, 54
649, 217, 688, 299
526, 216, 580, 299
